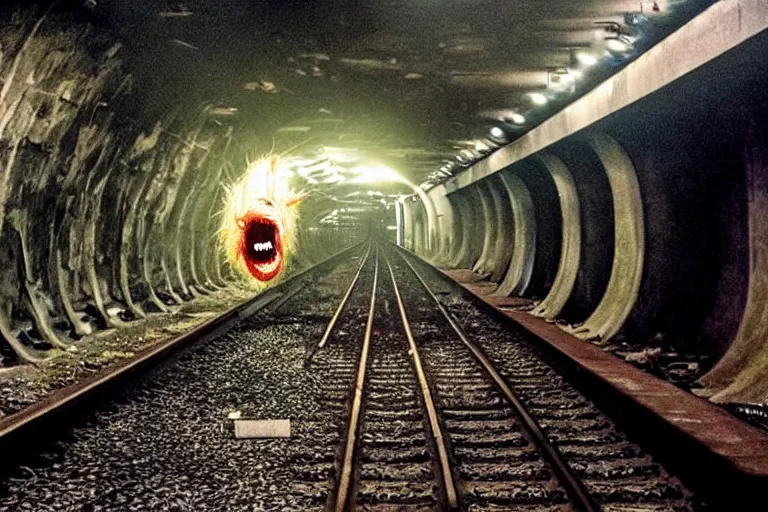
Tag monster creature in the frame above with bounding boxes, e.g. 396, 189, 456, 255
220, 156, 306, 286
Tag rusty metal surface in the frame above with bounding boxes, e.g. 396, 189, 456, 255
0, 242, 365, 463
451, 277, 768, 480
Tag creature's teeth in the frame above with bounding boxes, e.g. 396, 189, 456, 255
252, 242, 272, 252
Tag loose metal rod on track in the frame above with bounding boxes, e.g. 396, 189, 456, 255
317, 241, 373, 350
395, 246, 599, 512
333, 246, 379, 512
383, 252, 460, 511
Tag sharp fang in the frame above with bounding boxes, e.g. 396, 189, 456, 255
253, 241, 274, 252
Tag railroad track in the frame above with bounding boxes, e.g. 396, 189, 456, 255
0, 242, 367, 479
0, 238, 699, 511
297, 240, 696, 511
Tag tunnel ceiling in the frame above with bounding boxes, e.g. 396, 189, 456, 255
96, 0, 713, 188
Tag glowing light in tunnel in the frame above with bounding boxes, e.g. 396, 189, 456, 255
606, 37, 633, 54
576, 52, 598, 67
510, 113, 526, 125
351, 164, 404, 184
528, 92, 548, 106
489, 126, 505, 139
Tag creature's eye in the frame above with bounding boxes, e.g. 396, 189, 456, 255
236, 218, 246, 229
259, 199, 274, 207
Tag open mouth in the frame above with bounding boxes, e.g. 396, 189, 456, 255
241, 216, 283, 281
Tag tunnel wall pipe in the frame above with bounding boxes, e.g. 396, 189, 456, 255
531, 153, 581, 320
562, 134, 644, 343
515, 160, 562, 299
413, 209, 426, 256
411, 198, 428, 255
443, 195, 465, 268
494, 171, 536, 297
424, 190, 440, 258
193, 134, 233, 292
402, 198, 417, 252
549, 139, 615, 324
465, 187, 486, 268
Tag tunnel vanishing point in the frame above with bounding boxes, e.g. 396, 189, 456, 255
1, 0, 768, 427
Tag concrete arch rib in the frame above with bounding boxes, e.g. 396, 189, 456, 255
430, 186, 455, 265
451, 192, 474, 268
563, 133, 644, 343
472, 181, 495, 276
494, 171, 536, 297
532, 153, 581, 319
486, 175, 515, 283
700, 139, 768, 403
444, 193, 466, 268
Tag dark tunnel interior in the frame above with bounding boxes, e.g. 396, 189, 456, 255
2, 2, 768, 504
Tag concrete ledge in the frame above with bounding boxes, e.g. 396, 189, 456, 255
435, 267, 768, 503
444, 0, 768, 192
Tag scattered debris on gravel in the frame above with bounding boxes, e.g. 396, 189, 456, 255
0, 289, 252, 418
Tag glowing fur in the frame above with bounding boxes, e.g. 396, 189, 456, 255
219, 157, 305, 288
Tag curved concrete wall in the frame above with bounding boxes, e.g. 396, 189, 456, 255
531, 153, 581, 320
484, 175, 515, 283
0, 8, 358, 365
413, 18, 768, 404
514, 159, 562, 299
494, 171, 536, 297
472, 181, 496, 276
562, 134, 644, 343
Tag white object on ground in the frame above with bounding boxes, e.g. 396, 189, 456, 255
234, 419, 291, 439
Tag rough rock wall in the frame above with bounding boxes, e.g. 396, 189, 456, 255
0, 4, 234, 365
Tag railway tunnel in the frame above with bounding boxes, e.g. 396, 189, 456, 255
2, 0, 768, 510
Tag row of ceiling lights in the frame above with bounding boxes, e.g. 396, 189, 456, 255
429, 11, 657, 185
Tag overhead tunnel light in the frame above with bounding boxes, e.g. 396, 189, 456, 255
510, 113, 526, 125
489, 126, 506, 140
605, 36, 635, 55
528, 92, 548, 106
576, 52, 598, 67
